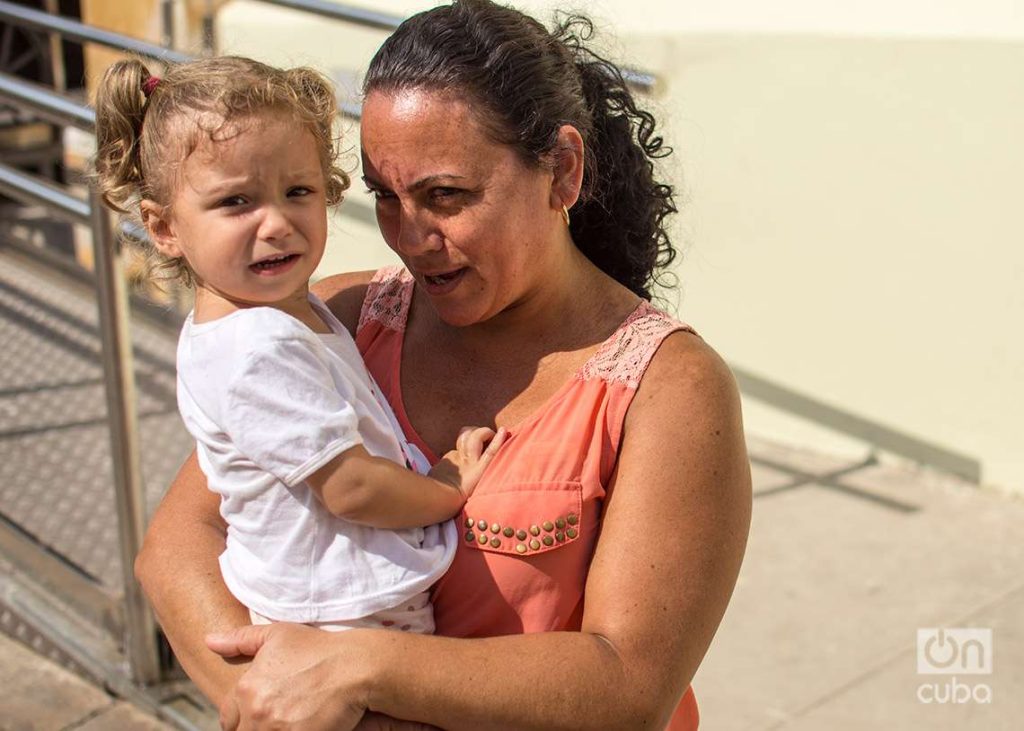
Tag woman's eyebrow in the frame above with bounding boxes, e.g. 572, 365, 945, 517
408, 174, 467, 191
360, 173, 467, 191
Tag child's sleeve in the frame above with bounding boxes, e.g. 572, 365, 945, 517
222, 335, 362, 487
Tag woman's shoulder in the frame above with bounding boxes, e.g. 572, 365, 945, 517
633, 327, 741, 432
310, 270, 379, 336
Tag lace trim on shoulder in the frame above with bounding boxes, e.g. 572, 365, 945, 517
357, 266, 414, 333
577, 301, 696, 389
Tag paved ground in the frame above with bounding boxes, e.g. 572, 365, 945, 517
0, 631, 174, 730
693, 436, 1023, 731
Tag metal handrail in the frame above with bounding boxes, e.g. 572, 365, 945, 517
250, 0, 401, 31
0, 1, 191, 64
251, 0, 657, 92
0, 163, 89, 223
0, 72, 94, 129
0, 0, 163, 687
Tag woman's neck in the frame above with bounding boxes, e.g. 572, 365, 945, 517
424, 246, 640, 364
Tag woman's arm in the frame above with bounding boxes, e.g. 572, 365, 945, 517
135, 271, 378, 704
135, 452, 251, 702
211, 332, 752, 730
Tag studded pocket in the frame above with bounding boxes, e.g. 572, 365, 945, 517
458, 481, 584, 557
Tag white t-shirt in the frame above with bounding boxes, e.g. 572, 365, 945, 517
175, 293, 456, 623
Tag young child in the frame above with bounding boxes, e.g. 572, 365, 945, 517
93, 56, 504, 633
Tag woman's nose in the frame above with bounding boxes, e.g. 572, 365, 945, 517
392, 205, 443, 256
257, 204, 294, 240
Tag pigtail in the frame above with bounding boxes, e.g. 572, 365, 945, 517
93, 59, 152, 214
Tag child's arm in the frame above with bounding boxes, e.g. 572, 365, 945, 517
306, 426, 506, 529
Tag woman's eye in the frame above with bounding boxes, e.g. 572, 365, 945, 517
431, 187, 461, 199
366, 187, 396, 201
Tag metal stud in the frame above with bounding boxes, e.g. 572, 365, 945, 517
542, 535, 554, 546
555, 517, 566, 529
490, 523, 501, 534
465, 518, 474, 528
529, 525, 541, 536
516, 529, 528, 540
542, 521, 554, 532
490, 537, 501, 548
567, 527, 578, 539
567, 514, 579, 526
529, 539, 541, 550
515, 543, 527, 554
465, 531, 475, 542
555, 531, 565, 542
478, 534, 488, 545
503, 527, 515, 537
477, 519, 487, 531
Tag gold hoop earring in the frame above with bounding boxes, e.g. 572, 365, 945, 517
561, 205, 571, 227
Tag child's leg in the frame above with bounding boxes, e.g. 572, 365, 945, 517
354, 591, 434, 634
249, 608, 274, 625
249, 592, 434, 634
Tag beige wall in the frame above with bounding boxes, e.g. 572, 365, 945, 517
647, 35, 1024, 491
217, 1, 1023, 491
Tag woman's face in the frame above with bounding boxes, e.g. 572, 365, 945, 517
360, 88, 563, 327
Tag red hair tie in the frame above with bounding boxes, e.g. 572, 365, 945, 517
142, 75, 161, 97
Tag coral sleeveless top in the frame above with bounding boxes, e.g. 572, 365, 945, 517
356, 267, 700, 729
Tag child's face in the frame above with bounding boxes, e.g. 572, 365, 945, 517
147, 112, 329, 312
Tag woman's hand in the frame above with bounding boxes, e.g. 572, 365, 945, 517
207, 623, 371, 730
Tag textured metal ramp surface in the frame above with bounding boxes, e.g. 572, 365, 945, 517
0, 246, 192, 591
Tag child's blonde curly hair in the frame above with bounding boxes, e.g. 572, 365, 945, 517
93, 55, 350, 287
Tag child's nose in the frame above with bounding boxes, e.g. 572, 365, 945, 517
258, 204, 294, 240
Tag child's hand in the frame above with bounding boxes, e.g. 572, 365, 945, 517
429, 426, 508, 499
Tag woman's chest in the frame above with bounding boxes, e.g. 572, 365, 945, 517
430, 376, 620, 637
399, 346, 598, 457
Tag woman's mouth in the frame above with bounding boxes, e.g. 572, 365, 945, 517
249, 254, 300, 276
421, 268, 467, 294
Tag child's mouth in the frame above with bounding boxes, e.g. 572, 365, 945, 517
249, 254, 299, 274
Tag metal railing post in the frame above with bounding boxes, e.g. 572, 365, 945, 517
160, 0, 176, 49
87, 186, 161, 685
202, 0, 216, 54
42, 0, 66, 91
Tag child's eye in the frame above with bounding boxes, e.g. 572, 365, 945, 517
288, 186, 313, 197
217, 195, 248, 208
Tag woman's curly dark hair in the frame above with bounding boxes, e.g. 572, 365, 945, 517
364, 0, 677, 300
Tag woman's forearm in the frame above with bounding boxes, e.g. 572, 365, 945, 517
135, 452, 251, 703
359, 630, 670, 731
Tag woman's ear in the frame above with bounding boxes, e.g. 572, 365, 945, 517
549, 124, 585, 213
140, 200, 182, 259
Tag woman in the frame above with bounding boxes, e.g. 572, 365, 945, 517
136, 1, 751, 728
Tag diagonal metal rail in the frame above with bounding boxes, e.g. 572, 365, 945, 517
0, 0, 191, 64
250, 0, 657, 92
